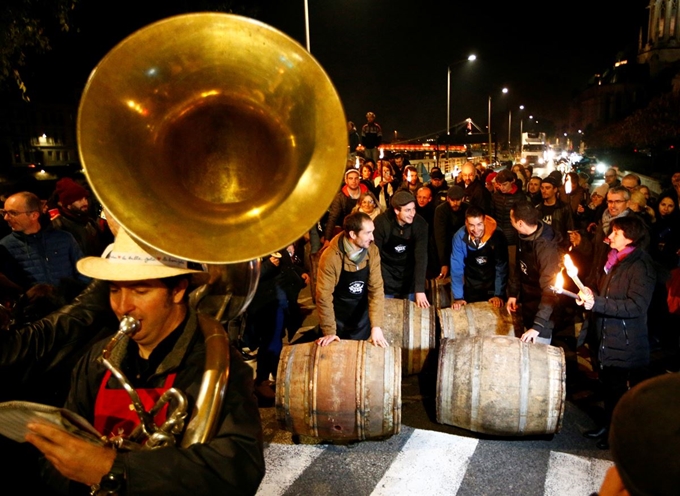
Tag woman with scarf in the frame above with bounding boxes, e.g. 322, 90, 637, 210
352, 191, 382, 221
576, 215, 657, 450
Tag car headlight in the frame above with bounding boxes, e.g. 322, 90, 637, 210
538, 158, 545, 165
596, 163, 607, 174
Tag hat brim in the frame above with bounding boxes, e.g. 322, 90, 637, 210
77, 257, 210, 285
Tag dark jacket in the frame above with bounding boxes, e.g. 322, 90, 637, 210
463, 179, 492, 214
324, 185, 368, 240
534, 199, 574, 250
0, 280, 114, 404
433, 201, 467, 270
490, 185, 526, 245
508, 221, 562, 338
588, 248, 657, 368
51, 208, 105, 257
0, 227, 89, 290
373, 208, 429, 295
46, 309, 265, 495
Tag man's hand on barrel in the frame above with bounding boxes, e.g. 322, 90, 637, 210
452, 299, 467, 310
506, 297, 518, 313
316, 334, 340, 346
488, 296, 503, 308
415, 292, 430, 308
369, 327, 389, 348
436, 266, 449, 279
520, 329, 540, 343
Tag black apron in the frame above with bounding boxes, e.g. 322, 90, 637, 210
381, 228, 415, 295
464, 239, 497, 302
333, 262, 371, 340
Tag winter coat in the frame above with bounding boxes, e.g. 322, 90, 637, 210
589, 248, 657, 368
450, 215, 508, 300
508, 221, 562, 338
490, 185, 526, 245
0, 227, 89, 290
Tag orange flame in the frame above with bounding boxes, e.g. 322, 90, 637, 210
555, 270, 565, 291
564, 174, 572, 195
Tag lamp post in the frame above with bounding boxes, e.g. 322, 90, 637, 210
303, 0, 311, 51
488, 87, 508, 163
447, 54, 476, 135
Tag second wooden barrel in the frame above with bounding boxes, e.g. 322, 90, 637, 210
426, 277, 452, 309
275, 340, 401, 441
382, 298, 436, 375
437, 302, 518, 341
436, 335, 566, 436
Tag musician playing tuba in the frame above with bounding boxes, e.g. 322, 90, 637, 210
25, 229, 265, 495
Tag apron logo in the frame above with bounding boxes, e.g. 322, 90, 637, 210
520, 260, 528, 275
394, 244, 407, 253
475, 256, 488, 265
348, 281, 365, 294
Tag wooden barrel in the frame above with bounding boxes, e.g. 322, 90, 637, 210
426, 277, 452, 309
275, 340, 401, 441
437, 302, 518, 341
436, 335, 566, 436
382, 298, 436, 375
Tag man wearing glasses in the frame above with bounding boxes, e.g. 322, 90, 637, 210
585, 186, 633, 286
0, 191, 88, 293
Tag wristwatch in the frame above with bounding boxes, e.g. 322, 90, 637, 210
91, 459, 126, 496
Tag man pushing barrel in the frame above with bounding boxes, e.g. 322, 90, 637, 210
315, 212, 388, 347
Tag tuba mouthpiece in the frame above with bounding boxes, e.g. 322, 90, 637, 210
119, 315, 141, 336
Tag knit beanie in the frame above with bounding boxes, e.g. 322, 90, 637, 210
591, 184, 609, 198
609, 373, 680, 496
55, 177, 89, 207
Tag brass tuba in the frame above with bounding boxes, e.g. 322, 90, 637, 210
79, 13, 347, 448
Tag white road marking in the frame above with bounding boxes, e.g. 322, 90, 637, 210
370, 429, 479, 496
544, 451, 613, 496
257, 443, 325, 496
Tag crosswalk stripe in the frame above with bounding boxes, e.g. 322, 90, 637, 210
370, 429, 479, 496
543, 451, 613, 496
257, 443, 325, 496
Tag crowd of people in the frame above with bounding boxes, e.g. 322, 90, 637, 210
1, 138, 680, 494
310, 143, 680, 458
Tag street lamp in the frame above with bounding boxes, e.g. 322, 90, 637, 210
447, 54, 476, 135
304, 0, 311, 51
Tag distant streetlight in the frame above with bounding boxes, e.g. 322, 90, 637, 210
447, 54, 476, 135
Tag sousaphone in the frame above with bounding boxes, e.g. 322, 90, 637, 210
77, 13, 347, 450
78, 13, 347, 264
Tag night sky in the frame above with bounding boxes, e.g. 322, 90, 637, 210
23, 0, 650, 141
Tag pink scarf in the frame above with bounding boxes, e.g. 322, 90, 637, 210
604, 246, 635, 273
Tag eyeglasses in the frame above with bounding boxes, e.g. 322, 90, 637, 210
607, 200, 626, 205
1, 210, 36, 218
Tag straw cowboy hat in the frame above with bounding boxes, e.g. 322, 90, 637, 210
77, 229, 210, 285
